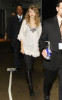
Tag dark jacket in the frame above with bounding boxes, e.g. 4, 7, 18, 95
39, 16, 62, 70
7, 15, 24, 46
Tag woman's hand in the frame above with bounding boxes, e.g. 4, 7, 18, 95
21, 40, 24, 54
21, 47, 24, 54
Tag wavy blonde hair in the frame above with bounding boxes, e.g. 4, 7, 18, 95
25, 5, 40, 27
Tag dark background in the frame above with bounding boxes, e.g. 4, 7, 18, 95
0, 10, 5, 37
42, 0, 58, 20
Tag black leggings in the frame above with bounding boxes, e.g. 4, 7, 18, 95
23, 54, 34, 72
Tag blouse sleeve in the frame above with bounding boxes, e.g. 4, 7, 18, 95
17, 20, 26, 41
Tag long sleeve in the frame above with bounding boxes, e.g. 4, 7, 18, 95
6, 17, 13, 39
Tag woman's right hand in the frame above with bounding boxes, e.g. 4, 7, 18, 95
20, 40, 24, 54
21, 48, 24, 54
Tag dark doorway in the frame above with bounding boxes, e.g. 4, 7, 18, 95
0, 10, 5, 38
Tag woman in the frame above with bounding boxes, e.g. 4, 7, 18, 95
17, 5, 42, 96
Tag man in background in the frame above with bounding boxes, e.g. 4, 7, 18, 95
7, 5, 24, 70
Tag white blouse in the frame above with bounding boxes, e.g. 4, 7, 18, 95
17, 20, 42, 57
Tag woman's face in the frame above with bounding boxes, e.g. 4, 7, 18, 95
28, 9, 36, 18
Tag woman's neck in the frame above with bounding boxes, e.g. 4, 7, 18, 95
27, 17, 36, 28
30, 17, 35, 21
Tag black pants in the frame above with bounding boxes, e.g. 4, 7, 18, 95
23, 54, 34, 72
44, 68, 62, 100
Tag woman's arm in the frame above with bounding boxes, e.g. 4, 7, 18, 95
17, 20, 26, 41
21, 40, 24, 54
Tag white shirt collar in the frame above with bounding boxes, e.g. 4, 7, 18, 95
57, 15, 62, 27
17, 14, 23, 19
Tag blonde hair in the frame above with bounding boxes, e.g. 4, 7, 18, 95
25, 5, 40, 27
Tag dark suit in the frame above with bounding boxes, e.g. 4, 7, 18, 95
7, 15, 24, 68
39, 16, 62, 100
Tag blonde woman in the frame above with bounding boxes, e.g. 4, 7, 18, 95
17, 5, 42, 96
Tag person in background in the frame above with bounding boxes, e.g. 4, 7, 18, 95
17, 5, 42, 96
39, 0, 62, 100
7, 5, 24, 70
